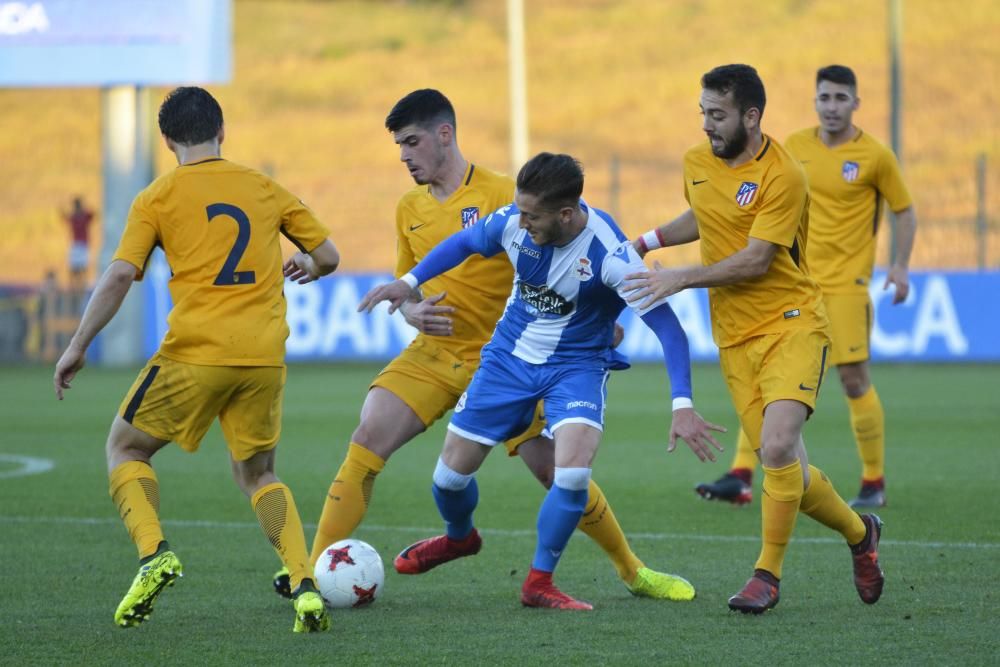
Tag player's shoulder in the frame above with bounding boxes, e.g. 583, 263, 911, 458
683, 140, 715, 167
482, 201, 519, 227
584, 202, 628, 249
468, 163, 514, 188
762, 136, 807, 186
854, 128, 897, 161
784, 126, 819, 149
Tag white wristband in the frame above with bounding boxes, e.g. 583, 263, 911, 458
672, 397, 693, 411
641, 230, 663, 252
400, 273, 419, 289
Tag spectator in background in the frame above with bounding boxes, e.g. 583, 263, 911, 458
62, 196, 95, 310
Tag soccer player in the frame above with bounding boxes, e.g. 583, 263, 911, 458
626, 65, 884, 613
696, 65, 916, 508
280, 89, 711, 604
52, 87, 339, 633
359, 152, 724, 609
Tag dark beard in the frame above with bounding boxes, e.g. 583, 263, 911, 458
712, 123, 749, 159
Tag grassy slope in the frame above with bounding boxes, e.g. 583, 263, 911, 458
0, 362, 997, 664
0, 0, 998, 285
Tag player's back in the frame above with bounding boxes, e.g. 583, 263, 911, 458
118, 158, 329, 366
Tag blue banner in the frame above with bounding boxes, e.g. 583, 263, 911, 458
142, 260, 1000, 363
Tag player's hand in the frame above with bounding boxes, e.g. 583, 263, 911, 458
624, 261, 686, 309
358, 279, 417, 314
283, 252, 319, 284
53, 345, 86, 400
883, 264, 910, 305
400, 292, 456, 336
668, 408, 727, 462
611, 322, 625, 348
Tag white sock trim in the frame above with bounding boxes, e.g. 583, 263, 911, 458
433, 457, 474, 491
553, 466, 591, 492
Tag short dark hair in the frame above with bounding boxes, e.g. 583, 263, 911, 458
158, 87, 223, 146
516, 152, 584, 210
816, 64, 858, 92
385, 88, 457, 134
701, 64, 766, 117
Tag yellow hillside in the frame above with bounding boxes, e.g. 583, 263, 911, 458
1, 0, 997, 285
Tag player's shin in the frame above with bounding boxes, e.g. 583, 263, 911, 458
310, 442, 385, 563
799, 465, 866, 544
109, 461, 165, 559
431, 457, 479, 539
533, 468, 590, 572
754, 461, 803, 579
252, 482, 311, 592
577, 479, 643, 582
848, 386, 885, 481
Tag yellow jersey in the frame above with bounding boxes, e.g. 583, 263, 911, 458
785, 127, 913, 294
395, 163, 515, 361
684, 135, 828, 348
113, 158, 331, 367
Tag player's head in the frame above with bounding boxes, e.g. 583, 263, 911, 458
815, 65, 860, 135
514, 152, 584, 246
386, 89, 458, 185
699, 64, 766, 160
158, 87, 224, 147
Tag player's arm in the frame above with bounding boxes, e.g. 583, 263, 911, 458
283, 239, 340, 283
639, 303, 726, 461
54, 259, 138, 399
358, 209, 506, 314
632, 208, 700, 258
625, 238, 778, 309
884, 205, 916, 304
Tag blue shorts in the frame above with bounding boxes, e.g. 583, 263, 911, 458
447, 351, 610, 446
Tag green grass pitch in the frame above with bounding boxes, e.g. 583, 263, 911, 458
1, 363, 997, 664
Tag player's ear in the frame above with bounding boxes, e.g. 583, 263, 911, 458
437, 122, 455, 146
217, 124, 226, 146
744, 106, 761, 131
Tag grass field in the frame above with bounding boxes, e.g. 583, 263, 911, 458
1, 362, 998, 664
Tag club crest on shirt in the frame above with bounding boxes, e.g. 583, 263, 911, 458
735, 181, 759, 207
842, 161, 860, 182
460, 206, 480, 228
574, 257, 594, 281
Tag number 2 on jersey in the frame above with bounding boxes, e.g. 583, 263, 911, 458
207, 203, 256, 285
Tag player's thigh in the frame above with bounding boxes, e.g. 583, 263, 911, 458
370, 338, 472, 427
105, 416, 170, 472
552, 422, 602, 468
718, 342, 764, 451
117, 354, 230, 453
504, 400, 547, 457
448, 354, 539, 446
352, 387, 429, 459
824, 292, 872, 366
218, 366, 286, 462
757, 328, 831, 416
542, 366, 611, 435
440, 429, 494, 475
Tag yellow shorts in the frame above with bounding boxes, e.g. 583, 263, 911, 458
823, 292, 872, 366
118, 353, 286, 461
718, 328, 830, 451
371, 337, 545, 455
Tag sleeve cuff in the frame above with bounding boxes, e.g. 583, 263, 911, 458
672, 397, 693, 411
400, 273, 419, 289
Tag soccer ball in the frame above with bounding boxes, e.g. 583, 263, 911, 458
313, 539, 385, 609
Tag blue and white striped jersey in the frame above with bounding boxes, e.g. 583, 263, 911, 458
462, 200, 664, 366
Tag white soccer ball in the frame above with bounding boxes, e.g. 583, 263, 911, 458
313, 539, 385, 609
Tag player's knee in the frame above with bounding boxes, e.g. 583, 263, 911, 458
837, 364, 870, 398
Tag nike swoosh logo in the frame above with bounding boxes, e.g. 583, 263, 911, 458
409, 224, 425, 231
799, 383, 815, 391
692, 179, 708, 185
848, 345, 863, 352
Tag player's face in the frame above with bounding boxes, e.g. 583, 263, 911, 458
393, 124, 447, 185
700, 89, 750, 160
515, 191, 567, 246
815, 80, 859, 134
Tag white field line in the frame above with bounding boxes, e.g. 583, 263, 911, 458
0, 514, 997, 551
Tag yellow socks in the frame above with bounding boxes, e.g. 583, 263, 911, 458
310, 443, 385, 564
799, 465, 866, 545
848, 386, 885, 482
109, 461, 165, 559
577, 479, 644, 583
731, 428, 759, 473
252, 482, 311, 592
755, 461, 803, 579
